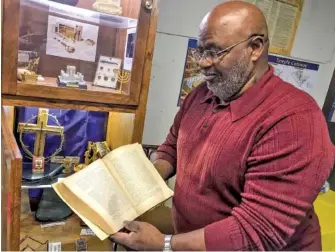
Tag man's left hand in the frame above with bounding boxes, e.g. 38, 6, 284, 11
110, 220, 165, 251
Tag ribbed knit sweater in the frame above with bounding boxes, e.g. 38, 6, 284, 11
156, 67, 335, 251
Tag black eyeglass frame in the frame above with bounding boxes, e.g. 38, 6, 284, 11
193, 33, 266, 63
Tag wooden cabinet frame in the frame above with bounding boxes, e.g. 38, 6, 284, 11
1, 107, 23, 252
1, 0, 160, 250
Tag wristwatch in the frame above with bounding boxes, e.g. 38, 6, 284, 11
163, 235, 173, 251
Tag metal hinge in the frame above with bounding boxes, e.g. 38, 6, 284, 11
144, 0, 153, 11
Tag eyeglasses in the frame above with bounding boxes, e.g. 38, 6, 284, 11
192, 34, 265, 63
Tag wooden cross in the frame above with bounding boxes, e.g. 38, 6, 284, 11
17, 108, 64, 157
51, 156, 80, 174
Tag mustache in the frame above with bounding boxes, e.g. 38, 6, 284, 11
201, 71, 218, 76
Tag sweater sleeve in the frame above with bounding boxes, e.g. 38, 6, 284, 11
156, 86, 201, 168
204, 109, 335, 251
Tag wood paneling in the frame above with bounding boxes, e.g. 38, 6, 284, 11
106, 112, 135, 149
127, 0, 154, 103
16, 83, 137, 105
133, 0, 159, 143
2, 106, 15, 130
2, 94, 136, 113
1, 106, 23, 251
1, 138, 8, 251
1, 0, 20, 94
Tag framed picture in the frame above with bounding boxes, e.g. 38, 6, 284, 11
46, 15, 99, 62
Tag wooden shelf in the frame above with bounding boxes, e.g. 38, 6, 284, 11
20, 190, 174, 251
20, 190, 114, 251
19, 77, 127, 94
2, 94, 137, 113
20, 215, 114, 251
16, 77, 135, 106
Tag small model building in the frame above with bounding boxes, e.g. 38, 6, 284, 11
57, 65, 87, 89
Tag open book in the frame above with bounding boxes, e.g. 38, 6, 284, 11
52, 143, 174, 240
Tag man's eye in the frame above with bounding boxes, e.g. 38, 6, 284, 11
208, 51, 217, 58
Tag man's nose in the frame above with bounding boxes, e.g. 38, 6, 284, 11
198, 57, 212, 69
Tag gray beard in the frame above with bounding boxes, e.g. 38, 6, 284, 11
207, 53, 252, 102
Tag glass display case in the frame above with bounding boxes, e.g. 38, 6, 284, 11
1, 0, 159, 251
2, 0, 155, 106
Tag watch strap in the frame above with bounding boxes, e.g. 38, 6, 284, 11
163, 234, 173, 251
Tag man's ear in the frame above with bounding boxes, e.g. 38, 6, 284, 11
249, 37, 266, 62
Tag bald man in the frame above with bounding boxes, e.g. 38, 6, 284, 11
111, 1, 334, 250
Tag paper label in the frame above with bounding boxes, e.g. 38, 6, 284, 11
41, 221, 66, 228
48, 242, 62, 252
80, 228, 96, 236
18, 52, 30, 63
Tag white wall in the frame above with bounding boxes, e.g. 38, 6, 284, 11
143, 0, 335, 146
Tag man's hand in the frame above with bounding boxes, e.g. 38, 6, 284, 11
110, 221, 165, 251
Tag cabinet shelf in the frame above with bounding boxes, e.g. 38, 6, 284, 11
19, 77, 128, 95
20, 213, 114, 251
20, 189, 173, 251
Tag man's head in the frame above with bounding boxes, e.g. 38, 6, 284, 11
197, 1, 269, 102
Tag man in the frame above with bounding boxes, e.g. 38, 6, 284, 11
111, 1, 335, 250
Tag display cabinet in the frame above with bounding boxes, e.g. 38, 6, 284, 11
1, 0, 165, 251
2, 0, 156, 107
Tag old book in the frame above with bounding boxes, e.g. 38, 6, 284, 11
52, 143, 173, 240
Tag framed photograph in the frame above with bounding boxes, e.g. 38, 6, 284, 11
46, 15, 99, 62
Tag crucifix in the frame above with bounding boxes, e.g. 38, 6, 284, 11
18, 108, 64, 174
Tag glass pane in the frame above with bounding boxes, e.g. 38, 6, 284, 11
17, 0, 140, 96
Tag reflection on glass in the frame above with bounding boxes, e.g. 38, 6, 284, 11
17, 0, 139, 95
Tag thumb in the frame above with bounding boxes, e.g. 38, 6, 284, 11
123, 220, 140, 232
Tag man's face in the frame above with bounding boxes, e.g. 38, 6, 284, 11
198, 25, 253, 102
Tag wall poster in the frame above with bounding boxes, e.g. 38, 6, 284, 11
243, 0, 304, 56
268, 55, 319, 94
177, 39, 202, 106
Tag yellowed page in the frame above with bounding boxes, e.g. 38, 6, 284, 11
52, 183, 109, 240
61, 159, 138, 234
102, 143, 174, 216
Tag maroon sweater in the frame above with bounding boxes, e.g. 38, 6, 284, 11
157, 67, 335, 251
